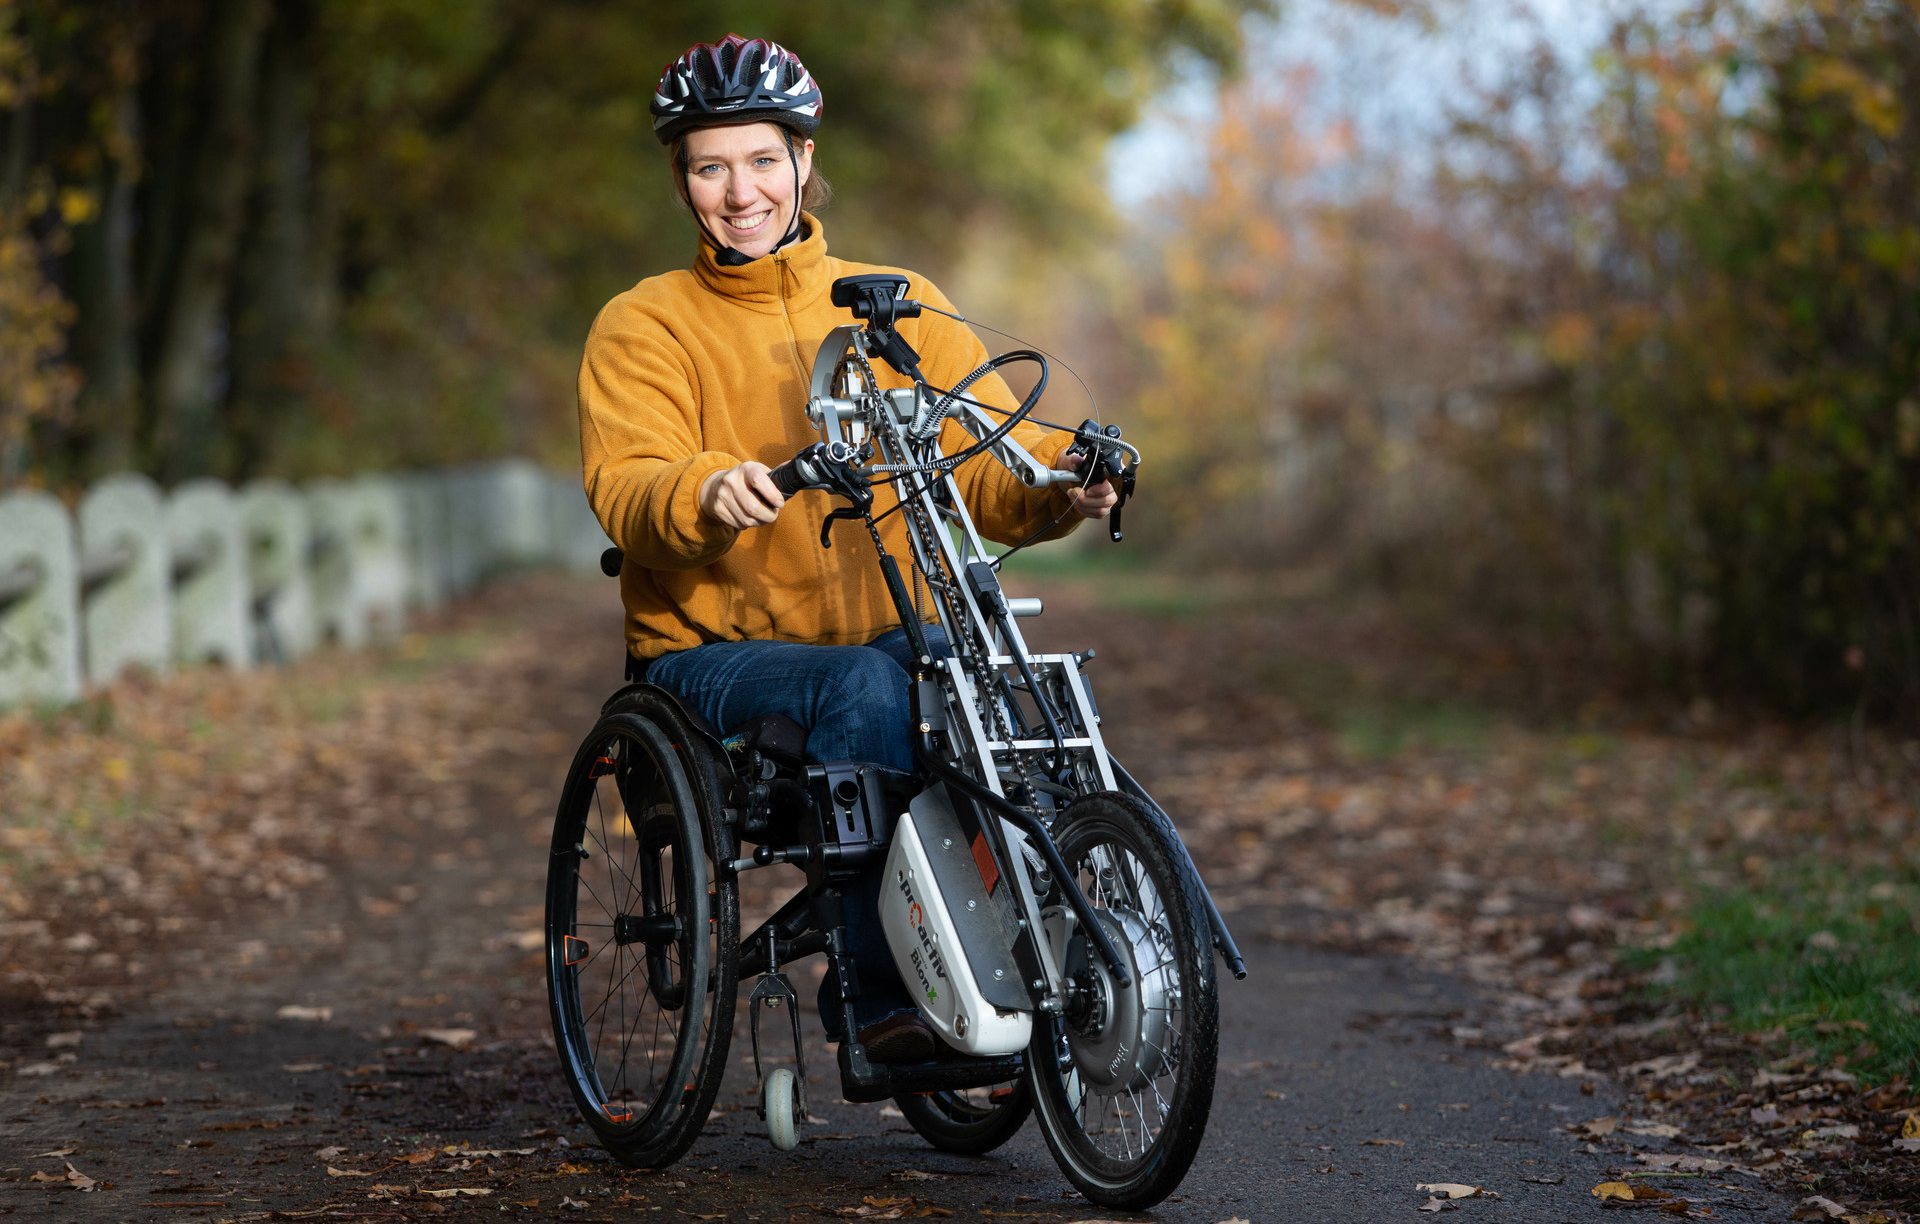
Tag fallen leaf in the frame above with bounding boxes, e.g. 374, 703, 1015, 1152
1893, 1137, 1920, 1153
34, 1147, 76, 1158
441, 1146, 535, 1158
1801, 1125, 1860, 1144
316, 1146, 347, 1160
1626, 1122, 1682, 1137
403, 1148, 438, 1165
1622, 1053, 1700, 1080
1793, 1197, 1851, 1220
1637, 1154, 1728, 1173
890, 1170, 946, 1181
559, 1196, 588, 1211
1216, 1218, 1252, 1224
1905, 1116, 1919, 1140
327, 1166, 371, 1177
45, 1031, 82, 1048
275, 1005, 332, 1022
1417, 1184, 1483, 1199
1418, 1197, 1455, 1213
15, 1061, 60, 1075
1593, 1182, 1636, 1201
420, 1187, 492, 1198
1521, 1173, 1565, 1184
1751, 1107, 1782, 1125
281, 1062, 326, 1073
422, 1027, 476, 1049
1361, 1137, 1405, 1145
63, 1162, 98, 1191
1577, 1115, 1621, 1137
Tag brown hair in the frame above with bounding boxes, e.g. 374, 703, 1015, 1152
668, 125, 833, 214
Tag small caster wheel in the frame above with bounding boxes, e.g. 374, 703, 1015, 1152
765, 1067, 798, 1151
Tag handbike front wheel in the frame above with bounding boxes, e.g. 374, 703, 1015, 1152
545, 690, 739, 1168
1026, 791, 1218, 1210
894, 1081, 1033, 1155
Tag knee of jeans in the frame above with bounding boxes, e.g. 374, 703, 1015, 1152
827, 648, 911, 716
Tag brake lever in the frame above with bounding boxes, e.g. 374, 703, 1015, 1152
768, 441, 873, 548
1066, 418, 1137, 544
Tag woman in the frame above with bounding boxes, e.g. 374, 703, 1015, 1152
577, 34, 1116, 1062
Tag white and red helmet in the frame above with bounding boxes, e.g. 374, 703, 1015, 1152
651, 34, 823, 146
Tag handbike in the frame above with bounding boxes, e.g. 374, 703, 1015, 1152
544, 274, 1246, 1210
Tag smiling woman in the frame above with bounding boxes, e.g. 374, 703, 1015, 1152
577, 32, 1112, 1085
670, 124, 832, 261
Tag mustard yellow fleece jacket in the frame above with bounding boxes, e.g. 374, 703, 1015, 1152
578, 215, 1081, 660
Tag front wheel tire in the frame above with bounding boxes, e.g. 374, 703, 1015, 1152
1025, 791, 1218, 1210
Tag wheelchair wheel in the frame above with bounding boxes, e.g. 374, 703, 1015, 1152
1026, 791, 1218, 1210
894, 1082, 1032, 1155
546, 688, 740, 1169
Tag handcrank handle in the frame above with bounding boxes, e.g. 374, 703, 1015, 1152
768, 440, 863, 499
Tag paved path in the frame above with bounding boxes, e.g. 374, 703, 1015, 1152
0, 581, 1800, 1222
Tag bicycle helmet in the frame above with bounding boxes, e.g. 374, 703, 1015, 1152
651, 34, 822, 145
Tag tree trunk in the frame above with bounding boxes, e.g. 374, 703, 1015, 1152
145, 0, 268, 481
72, 85, 141, 477
223, 0, 316, 481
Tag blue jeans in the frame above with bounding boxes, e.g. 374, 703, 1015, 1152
647, 626, 948, 1040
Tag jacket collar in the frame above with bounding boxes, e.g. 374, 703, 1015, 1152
691, 212, 830, 314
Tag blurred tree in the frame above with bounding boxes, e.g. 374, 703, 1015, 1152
0, 0, 1268, 490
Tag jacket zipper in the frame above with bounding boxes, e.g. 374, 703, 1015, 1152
774, 254, 809, 387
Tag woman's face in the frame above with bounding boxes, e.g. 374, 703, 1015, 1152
682, 121, 813, 259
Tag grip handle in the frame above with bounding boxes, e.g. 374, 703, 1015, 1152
769, 461, 805, 498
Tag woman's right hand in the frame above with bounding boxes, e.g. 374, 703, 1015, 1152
699, 462, 786, 528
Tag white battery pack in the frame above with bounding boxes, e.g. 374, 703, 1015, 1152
879, 800, 1032, 1058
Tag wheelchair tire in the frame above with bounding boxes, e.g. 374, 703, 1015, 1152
1025, 791, 1218, 1210
894, 1082, 1032, 1155
765, 1068, 799, 1152
546, 688, 740, 1169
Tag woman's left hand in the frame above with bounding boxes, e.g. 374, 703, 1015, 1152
1062, 449, 1119, 520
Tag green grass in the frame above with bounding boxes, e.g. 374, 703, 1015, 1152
1624, 868, 1920, 1083
1335, 699, 1500, 760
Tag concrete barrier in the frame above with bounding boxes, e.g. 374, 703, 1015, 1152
480, 458, 555, 568
168, 479, 253, 669
306, 477, 409, 649
239, 479, 317, 664
79, 473, 171, 685
444, 468, 490, 597
1, 460, 586, 710
305, 478, 357, 647
0, 490, 83, 705
400, 472, 452, 613
351, 474, 408, 642
551, 473, 615, 575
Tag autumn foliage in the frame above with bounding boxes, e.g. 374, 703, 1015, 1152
1125, 0, 1920, 718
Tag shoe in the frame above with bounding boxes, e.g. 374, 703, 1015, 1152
857, 1012, 935, 1064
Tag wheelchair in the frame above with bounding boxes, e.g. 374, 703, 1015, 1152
545, 276, 1245, 1210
